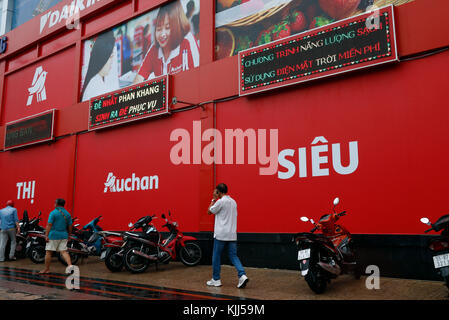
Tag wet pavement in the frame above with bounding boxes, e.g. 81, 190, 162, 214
0, 257, 447, 300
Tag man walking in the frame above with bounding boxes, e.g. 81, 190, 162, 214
39, 198, 73, 274
207, 183, 249, 288
0, 200, 20, 262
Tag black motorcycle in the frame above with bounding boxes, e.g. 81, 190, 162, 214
26, 212, 48, 264
293, 198, 360, 294
420, 215, 449, 291
102, 215, 156, 273
15, 211, 45, 259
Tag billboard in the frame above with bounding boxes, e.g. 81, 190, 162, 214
215, 0, 413, 59
80, 0, 200, 102
88, 76, 169, 130
4, 109, 55, 150
239, 5, 398, 95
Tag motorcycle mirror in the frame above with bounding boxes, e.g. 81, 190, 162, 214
333, 197, 340, 206
128, 222, 133, 228
300, 217, 309, 222
420, 217, 431, 225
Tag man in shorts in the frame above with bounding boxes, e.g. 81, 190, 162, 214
39, 198, 73, 274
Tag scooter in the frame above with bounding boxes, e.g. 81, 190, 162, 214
61, 216, 104, 265
123, 211, 202, 274
101, 215, 156, 272
420, 214, 449, 291
16, 211, 45, 259
25, 212, 48, 264
293, 197, 360, 294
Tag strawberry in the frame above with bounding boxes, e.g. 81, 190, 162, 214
256, 29, 272, 46
318, 0, 361, 20
309, 16, 334, 29
272, 22, 291, 41
290, 10, 307, 33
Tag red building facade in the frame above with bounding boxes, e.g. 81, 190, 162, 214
0, 0, 448, 278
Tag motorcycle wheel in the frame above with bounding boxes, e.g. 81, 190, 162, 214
29, 245, 45, 264
124, 246, 150, 274
105, 248, 124, 272
179, 242, 202, 266
60, 241, 81, 266
305, 267, 328, 294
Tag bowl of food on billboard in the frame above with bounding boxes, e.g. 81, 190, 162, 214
215, 0, 414, 60
80, 0, 200, 102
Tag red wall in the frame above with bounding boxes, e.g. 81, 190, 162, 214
0, 135, 76, 222
216, 50, 449, 235
72, 109, 203, 232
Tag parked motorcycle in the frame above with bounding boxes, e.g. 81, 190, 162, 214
26, 212, 48, 264
16, 211, 45, 259
61, 216, 104, 265
102, 215, 156, 272
293, 197, 360, 294
420, 214, 449, 291
123, 212, 202, 273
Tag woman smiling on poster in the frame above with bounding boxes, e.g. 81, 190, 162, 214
133, 1, 200, 84
81, 30, 119, 101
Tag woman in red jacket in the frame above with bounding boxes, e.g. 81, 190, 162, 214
134, 1, 199, 83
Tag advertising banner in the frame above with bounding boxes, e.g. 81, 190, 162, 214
80, 0, 200, 102
4, 109, 55, 150
216, 0, 412, 60
239, 5, 397, 96
88, 76, 169, 131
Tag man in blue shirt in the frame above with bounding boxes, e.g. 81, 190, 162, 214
39, 198, 73, 274
0, 200, 20, 262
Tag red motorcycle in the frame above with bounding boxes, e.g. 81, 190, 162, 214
123, 212, 202, 273
294, 197, 360, 293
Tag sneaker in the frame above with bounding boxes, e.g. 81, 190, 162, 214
237, 275, 249, 288
206, 279, 222, 287
9, 257, 17, 261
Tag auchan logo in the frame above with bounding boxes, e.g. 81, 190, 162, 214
103, 172, 159, 193
27, 66, 48, 106
39, 0, 101, 34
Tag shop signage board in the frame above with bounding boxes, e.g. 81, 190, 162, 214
4, 109, 55, 150
88, 75, 170, 131
239, 5, 398, 96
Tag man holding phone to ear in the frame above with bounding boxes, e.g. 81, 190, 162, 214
207, 183, 249, 288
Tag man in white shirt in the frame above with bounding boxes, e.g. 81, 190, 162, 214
207, 183, 249, 288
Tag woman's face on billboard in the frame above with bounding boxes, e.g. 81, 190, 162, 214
156, 14, 171, 49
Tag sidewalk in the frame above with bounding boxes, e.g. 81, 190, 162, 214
0, 257, 447, 300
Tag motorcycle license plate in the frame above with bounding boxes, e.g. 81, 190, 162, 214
297, 249, 311, 260
100, 251, 107, 260
433, 253, 449, 268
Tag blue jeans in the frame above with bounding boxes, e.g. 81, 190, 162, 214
212, 239, 246, 280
